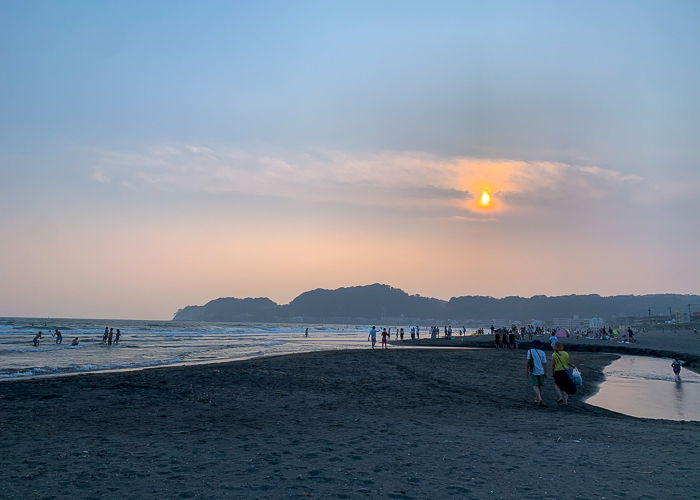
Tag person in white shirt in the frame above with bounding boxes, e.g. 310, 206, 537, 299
526, 340, 548, 406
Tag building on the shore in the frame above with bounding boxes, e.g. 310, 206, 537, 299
553, 316, 604, 330
589, 317, 605, 328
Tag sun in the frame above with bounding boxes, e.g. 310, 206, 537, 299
479, 191, 491, 207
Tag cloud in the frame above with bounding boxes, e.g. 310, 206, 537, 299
89, 144, 645, 217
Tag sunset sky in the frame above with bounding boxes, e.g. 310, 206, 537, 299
1, 1, 699, 319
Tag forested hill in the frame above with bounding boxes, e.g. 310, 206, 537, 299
173, 284, 699, 323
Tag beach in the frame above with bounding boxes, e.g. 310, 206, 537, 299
1, 347, 698, 499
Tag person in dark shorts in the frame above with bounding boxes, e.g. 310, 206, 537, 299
114, 329, 121, 344
672, 358, 682, 381
508, 331, 516, 349
495, 331, 502, 348
551, 342, 577, 404
381, 328, 389, 349
526, 340, 547, 406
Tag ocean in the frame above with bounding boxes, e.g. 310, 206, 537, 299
0, 317, 373, 380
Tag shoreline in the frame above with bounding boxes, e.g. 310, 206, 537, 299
2, 347, 698, 498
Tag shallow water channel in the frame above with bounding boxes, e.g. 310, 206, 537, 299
586, 355, 700, 421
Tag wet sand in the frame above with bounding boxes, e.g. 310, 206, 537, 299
1, 348, 698, 499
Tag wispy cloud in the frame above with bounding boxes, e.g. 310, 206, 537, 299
89, 144, 645, 217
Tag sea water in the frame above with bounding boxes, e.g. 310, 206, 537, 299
585, 355, 700, 421
0, 318, 373, 380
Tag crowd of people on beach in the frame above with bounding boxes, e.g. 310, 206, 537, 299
31, 326, 123, 347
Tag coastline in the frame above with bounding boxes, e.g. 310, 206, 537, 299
1, 347, 697, 498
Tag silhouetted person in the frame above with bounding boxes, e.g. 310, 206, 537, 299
114, 329, 121, 344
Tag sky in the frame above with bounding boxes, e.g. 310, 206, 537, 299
1, 0, 699, 319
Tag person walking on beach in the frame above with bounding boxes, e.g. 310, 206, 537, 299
494, 331, 501, 348
526, 340, 547, 407
549, 331, 558, 348
114, 329, 121, 344
381, 328, 389, 349
672, 358, 682, 381
368, 326, 377, 349
551, 342, 577, 405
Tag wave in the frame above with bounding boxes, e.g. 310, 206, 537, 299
0, 345, 82, 353
0, 358, 183, 379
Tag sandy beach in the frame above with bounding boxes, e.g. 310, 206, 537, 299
1, 346, 698, 499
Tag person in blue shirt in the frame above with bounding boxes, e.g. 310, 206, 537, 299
368, 326, 377, 350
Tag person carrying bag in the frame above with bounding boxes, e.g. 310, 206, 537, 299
551, 341, 577, 404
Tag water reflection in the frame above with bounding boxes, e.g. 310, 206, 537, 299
586, 355, 700, 421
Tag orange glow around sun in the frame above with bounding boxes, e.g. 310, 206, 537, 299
479, 191, 491, 207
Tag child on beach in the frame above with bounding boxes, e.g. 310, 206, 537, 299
672, 358, 682, 381
368, 327, 377, 349
33, 331, 42, 347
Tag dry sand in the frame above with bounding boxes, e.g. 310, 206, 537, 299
1, 347, 698, 499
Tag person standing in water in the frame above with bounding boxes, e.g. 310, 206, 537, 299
33, 331, 42, 347
672, 358, 682, 381
305, 328, 308, 337
107, 327, 114, 345
114, 329, 121, 344
55, 329, 63, 345
103, 327, 108, 343
368, 326, 377, 350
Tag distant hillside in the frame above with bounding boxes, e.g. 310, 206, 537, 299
174, 284, 699, 323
